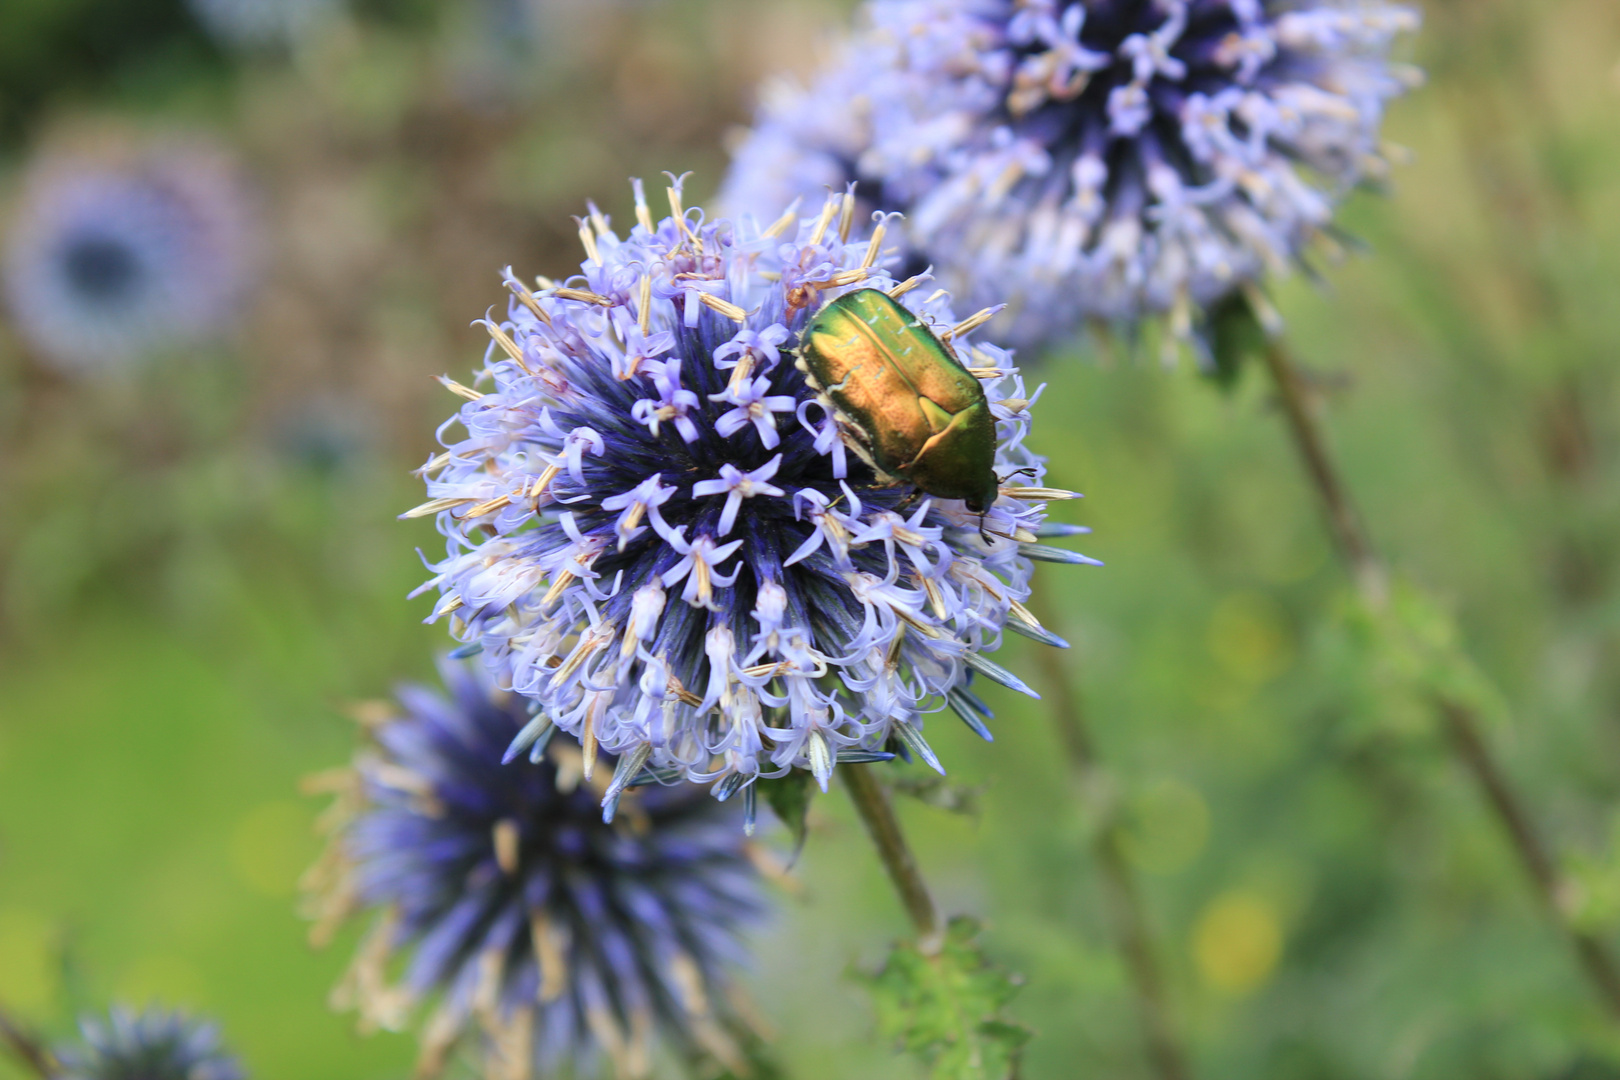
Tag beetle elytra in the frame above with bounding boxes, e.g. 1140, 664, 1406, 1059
798, 288, 1000, 513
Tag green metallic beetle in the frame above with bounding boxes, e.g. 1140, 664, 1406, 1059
797, 288, 1001, 513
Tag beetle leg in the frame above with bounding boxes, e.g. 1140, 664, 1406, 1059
997, 466, 1040, 484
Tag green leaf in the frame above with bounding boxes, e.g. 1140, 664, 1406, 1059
859, 916, 1032, 1080
759, 771, 815, 859
1333, 578, 1510, 744
1202, 292, 1267, 390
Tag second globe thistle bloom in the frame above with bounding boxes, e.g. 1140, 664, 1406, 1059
1, 139, 256, 374
304, 659, 762, 1079
408, 178, 1091, 812
721, 0, 1421, 349
52, 1007, 245, 1080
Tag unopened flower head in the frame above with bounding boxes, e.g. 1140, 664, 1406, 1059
304, 658, 763, 1079
721, 0, 1421, 349
54, 1006, 245, 1080
407, 176, 1093, 815
2, 139, 256, 374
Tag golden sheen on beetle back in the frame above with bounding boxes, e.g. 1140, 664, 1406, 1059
798, 288, 1001, 512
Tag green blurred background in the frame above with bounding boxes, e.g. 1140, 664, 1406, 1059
1, 0, 1619, 1077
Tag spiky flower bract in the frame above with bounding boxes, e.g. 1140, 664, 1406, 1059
407, 176, 1093, 814
721, 0, 1421, 350
304, 658, 764, 1079
2, 140, 255, 374
53, 1007, 245, 1080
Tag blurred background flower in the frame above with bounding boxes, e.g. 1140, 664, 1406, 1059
304, 658, 764, 1079
53, 1006, 244, 1080
187, 0, 345, 52
722, 0, 1422, 349
1, 136, 257, 375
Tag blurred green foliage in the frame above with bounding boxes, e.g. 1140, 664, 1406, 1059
1, 1, 1620, 1078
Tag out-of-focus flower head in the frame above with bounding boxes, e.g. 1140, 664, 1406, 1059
404, 176, 1094, 817
721, 0, 1421, 351
304, 658, 763, 1079
1, 137, 256, 374
186, 0, 342, 51
53, 1006, 245, 1080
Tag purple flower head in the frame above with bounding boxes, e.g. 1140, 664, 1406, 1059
54, 1007, 245, 1080
2, 139, 256, 374
304, 658, 764, 1079
721, 0, 1421, 351
405, 177, 1093, 816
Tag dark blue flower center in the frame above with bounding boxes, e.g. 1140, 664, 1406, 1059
62, 234, 143, 303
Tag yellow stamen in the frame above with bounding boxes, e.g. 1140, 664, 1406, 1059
999, 486, 1082, 501
760, 198, 801, 239
435, 375, 484, 402
529, 463, 562, 500
553, 287, 613, 307
861, 220, 888, 269
577, 219, 601, 265
401, 496, 475, 520
463, 494, 512, 519
580, 709, 598, 780
492, 819, 520, 874
946, 306, 998, 340
698, 293, 748, 322
886, 274, 928, 299
807, 193, 840, 246
541, 570, 576, 611
531, 912, 569, 1003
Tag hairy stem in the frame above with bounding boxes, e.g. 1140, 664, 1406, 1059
1262, 335, 1620, 1020
842, 763, 940, 943
1029, 634, 1191, 1080
0, 1002, 53, 1079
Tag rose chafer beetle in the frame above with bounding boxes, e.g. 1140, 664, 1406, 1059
798, 288, 1001, 514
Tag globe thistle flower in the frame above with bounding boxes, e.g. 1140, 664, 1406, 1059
52, 1007, 245, 1080
303, 657, 763, 1079
720, 0, 1422, 350
2, 140, 256, 374
186, 0, 341, 50
405, 176, 1093, 814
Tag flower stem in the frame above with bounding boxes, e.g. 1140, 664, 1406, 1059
842, 763, 940, 944
1261, 335, 1620, 1020
1259, 340, 1385, 601
1028, 633, 1191, 1080
0, 1001, 53, 1079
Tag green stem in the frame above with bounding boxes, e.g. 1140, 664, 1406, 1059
1262, 334, 1620, 1021
0, 1002, 53, 1079
842, 763, 940, 944
1028, 632, 1192, 1080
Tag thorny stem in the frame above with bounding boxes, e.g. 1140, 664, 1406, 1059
0, 1002, 54, 1079
841, 763, 941, 945
1028, 625, 1191, 1080
1262, 335, 1620, 1021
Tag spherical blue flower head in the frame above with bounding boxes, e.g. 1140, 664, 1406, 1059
54, 1007, 245, 1080
306, 657, 764, 1079
721, 0, 1421, 349
2, 144, 255, 374
407, 176, 1094, 811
